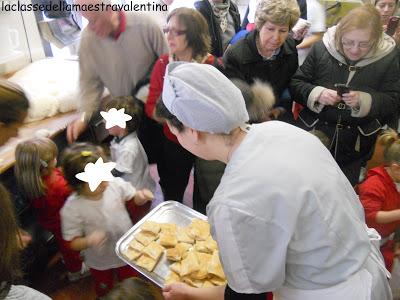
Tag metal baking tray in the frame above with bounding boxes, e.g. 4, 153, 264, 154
115, 201, 207, 287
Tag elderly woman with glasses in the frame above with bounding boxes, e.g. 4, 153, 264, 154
145, 7, 222, 203
290, 5, 400, 186
223, 0, 300, 121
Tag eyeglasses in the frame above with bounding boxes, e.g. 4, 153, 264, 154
341, 39, 373, 50
376, 3, 396, 10
162, 26, 187, 37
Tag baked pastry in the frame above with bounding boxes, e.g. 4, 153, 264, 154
159, 232, 178, 248
175, 242, 192, 257
194, 241, 210, 253
136, 255, 158, 272
140, 221, 161, 235
182, 276, 204, 288
202, 280, 215, 287
180, 251, 200, 277
170, 262, 181, 275
165, 271, 181, 285
204, 235, 218, 252
191, 252, 212, 280
188, 219, 210, 241
142, 241, 164, 261
129, 239, 145, 252
177, 227, 195, 244
209, 275, 227, 286
160, 223, 177, 235
127, 217, 226, 287
135, 231, 157, 246
123, 248, 142, 261
208, 251, 225, 279
166, 248, 181, 262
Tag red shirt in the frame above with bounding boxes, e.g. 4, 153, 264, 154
145, 53, 222, 143
113, 11, 127, 40
359, 166, 400, 238
31, 168, 71, 233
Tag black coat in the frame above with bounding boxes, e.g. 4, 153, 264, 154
290, 41, 400, 128
223, 30, 298, 101
290, 39, 400, 183
194, 0, 241, 58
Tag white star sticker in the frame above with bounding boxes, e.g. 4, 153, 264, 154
100, 108, 132, 129
75, 157, 116, 191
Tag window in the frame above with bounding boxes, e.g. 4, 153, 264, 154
0, 9, 45, 74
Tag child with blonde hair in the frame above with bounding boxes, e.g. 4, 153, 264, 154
14, 137, 85, 282
60, 142, 153, 297
359, 129, 400, 272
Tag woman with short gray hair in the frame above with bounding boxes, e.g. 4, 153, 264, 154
223, 0, 300, 121
255, 0, 300, 31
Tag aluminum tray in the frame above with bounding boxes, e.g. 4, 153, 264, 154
115, 201, 207, 287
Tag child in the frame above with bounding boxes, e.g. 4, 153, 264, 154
0, 183, 51, 300
103, 277, 163, 300
60, 142, 153, 297
0, 79, 29, 146
14, 137, 86, 282
359, 128, 400, 272
104, 96, 162, 208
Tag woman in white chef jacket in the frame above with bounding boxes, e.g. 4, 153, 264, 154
158, 62, 392, 300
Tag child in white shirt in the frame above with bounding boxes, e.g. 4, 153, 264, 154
60, 143, 153, 297
104, 96, 163, 207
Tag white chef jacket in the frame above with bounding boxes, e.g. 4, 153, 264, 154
207, 121, 391, 299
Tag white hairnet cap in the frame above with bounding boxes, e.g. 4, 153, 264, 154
162, 62, 249, 134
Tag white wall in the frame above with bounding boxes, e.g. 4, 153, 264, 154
0, 0, 45, 74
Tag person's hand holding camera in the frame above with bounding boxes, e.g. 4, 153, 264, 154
341, 91, 361, 109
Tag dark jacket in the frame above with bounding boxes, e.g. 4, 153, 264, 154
223, 30, 298, 101
290, 26, 400, 179
290, 27, 400, 128
195, 0, 241, 57
297, 0, 307, 19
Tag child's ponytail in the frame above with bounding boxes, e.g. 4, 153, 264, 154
14, 138, 58, 199
379, 129, 400, 164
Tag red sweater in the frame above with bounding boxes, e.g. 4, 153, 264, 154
31, 168, 71, 233
359, 166, 400, 238
145, 53, 221, 142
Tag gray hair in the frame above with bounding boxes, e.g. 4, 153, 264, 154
255, 0, 300, 31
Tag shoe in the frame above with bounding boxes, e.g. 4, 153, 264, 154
67, 262, 91, 282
